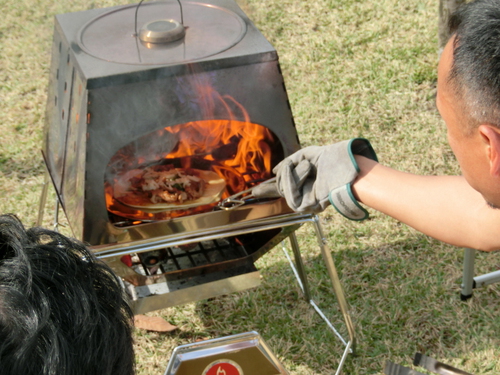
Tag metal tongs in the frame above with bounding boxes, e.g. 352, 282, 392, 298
217, 177, 278, 211
217, 159, 313, 210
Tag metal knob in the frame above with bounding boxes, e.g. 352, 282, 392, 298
139, 19, 185, 43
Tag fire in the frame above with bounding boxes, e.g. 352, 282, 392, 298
105, 88, 280, 222
163, 118, 273, 193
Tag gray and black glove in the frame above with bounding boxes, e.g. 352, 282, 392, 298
252, 138, 378, 219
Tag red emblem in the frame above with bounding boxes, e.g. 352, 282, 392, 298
202, 359, 243, 375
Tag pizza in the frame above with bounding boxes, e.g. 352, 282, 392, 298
113, 165, 226, 212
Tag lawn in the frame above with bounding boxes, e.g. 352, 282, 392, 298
1, 0, 499, 373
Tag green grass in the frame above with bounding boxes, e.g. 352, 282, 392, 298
1, 0, 499, 374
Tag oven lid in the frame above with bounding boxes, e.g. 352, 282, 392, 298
78, 1, 247, 65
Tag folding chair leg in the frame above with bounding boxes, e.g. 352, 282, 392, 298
473, 269, 500, 288
461, 248, 475, 300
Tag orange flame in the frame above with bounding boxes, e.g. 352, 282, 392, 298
164, 118, 273, 191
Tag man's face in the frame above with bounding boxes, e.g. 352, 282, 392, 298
436, 37, 497, 205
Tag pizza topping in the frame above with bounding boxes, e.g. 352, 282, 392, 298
117, 165, 208, 204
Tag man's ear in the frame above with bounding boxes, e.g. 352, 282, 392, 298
479, 124, 500, 177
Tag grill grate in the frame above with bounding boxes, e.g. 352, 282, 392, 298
131, 238, 250, 277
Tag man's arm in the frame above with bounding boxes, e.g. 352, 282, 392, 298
352, 156, 500, 252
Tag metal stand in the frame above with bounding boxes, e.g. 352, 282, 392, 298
461, 248, 500, 300
93, 212, 356, 374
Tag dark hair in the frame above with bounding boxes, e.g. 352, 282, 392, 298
448, 0, 500, 131
0, 214, 135, 375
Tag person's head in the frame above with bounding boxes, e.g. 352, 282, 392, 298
437, 0, 500, 207
0, 214, 135, 375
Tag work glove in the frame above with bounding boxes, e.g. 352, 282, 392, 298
252, 138, 378, 220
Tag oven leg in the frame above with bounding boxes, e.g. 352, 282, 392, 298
37, 166, 62, 232
284, 231, 312, 301
36, 168, 50, 227
311, 214, 356, 357
282, 215, 356, 374
53, 196, 60, 232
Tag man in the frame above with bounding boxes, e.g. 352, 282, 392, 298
0, 214, 135, 375
254, 0, 500, 252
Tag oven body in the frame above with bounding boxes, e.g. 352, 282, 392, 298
42, 0, 305, 312
43, 0, 300, 245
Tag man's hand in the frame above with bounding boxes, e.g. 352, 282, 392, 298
253, 138, 378, 219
